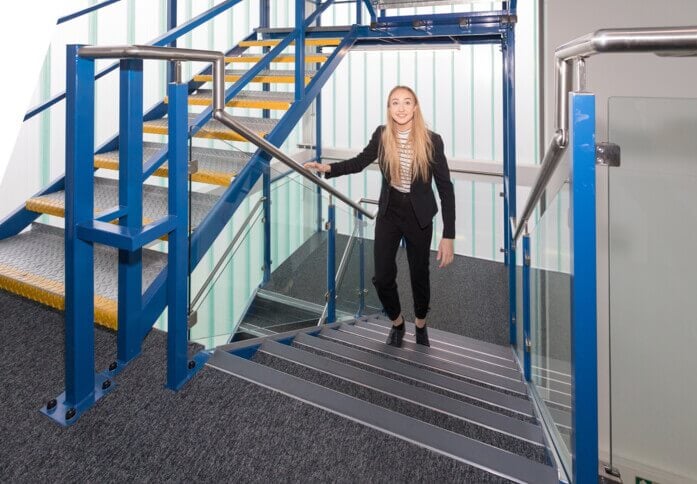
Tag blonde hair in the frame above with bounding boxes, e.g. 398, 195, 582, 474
380, 86, 433, 184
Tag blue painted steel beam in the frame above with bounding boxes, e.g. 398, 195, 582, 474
76, 217, 176, 250
569, 92, 598, 483
188, 28, 357, 270
362, 0, 377, 22
326, 203, 336, 323
166, 81, 196, 391
94, 205, 128, 223
522, 234, 531, 381
167, 0, 178, 83
57, 0, 121, 24
260, 0, 269, 28
295, 0, 306, 101
304, 0, 335, 29
356, 0, 362, 25
117, 59, 144, 365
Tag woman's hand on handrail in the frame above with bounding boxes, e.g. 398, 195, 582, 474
303, 161, 332, 174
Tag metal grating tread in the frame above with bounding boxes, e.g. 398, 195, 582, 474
94, 142, 253, 185
239, 37, 343, 47
0, 223, 167, 329
225, 53, 328, 63
26, 177, 219, 229
194, 69, 316, 84
223, 68, 317, 77
143, 114, 279, 141
184, 89, 295, 110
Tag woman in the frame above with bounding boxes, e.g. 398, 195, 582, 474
304, 86, 455, 348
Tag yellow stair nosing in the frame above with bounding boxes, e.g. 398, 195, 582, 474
225, 55, 327, 63
94, 157, 236, 186
142, 124, 267, 142
193, 74, 311, 84
0, 262, 118, 330
162, 95, 291, 110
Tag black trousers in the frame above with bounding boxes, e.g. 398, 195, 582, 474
372, 187, 433, 321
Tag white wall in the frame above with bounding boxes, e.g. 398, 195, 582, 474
544, 1, 697, 482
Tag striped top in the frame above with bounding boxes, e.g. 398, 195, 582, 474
390, 129, 413, 193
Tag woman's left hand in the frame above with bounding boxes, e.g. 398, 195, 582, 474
437, 238, 454, 268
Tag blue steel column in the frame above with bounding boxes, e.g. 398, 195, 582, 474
315, 9, 323, 233
522, 233, 531, 381
326, 200, 336, 323
569, 92, 598, 482
166, 80, 192, 390
260, 0, 270, 119
167, 0, 178, 83
117, 59, 144, 364
294, 0, 305, 100
503, 25, 517, 346
59, 45, 97, 422
356, 0, 362, 24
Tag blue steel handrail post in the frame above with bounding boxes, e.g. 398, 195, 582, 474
166, 0, 178, 83
356, 0, 362, 24
166, 71, 198, 391
569, 91, 598, 483
522, 231, 531, 381
356, 209, 365, 317
295, 0, 305, 101
262, 165, 272, 286
40, 45, 113, 427
117, 58, 144, 365
502, 18, 517, 347
326, 196, 337, 323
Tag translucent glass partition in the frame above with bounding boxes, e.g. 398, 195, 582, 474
525, 150, 573, 471
607, 97, 697, 478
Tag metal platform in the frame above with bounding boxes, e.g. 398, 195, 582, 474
94, 142, 253, 186
26, 177, 219, 229
171, 89, 295, 111
143, 113, 279, 141
194, 69, 316, 85
0, 223, 167, 329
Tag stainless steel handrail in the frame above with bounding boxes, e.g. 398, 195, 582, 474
512, 26, 697, 243
78, 44, 375, 219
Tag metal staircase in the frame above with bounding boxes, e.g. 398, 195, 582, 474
209, 313, 559, 483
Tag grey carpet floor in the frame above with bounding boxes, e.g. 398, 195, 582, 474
266, 233, 510, 346
0, 290, 513, 483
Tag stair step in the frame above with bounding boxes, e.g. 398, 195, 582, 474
170, 89, 295, 111
209, 348, 557, 484
94, 142, 252, 186
332, 324, 528, 395
239, 38, 343, 47
193, 69, 316, 84
361, 313, 515, 360
0, 223, 166, 329
253, 345, 547, 464
355, 319, 519, 372
261, 339, 546, 450
143, 114, 278, 141
293, 332, 536, 420
320, 324, 527, 397
25, 176, 219, 230
225, 53, 328, 63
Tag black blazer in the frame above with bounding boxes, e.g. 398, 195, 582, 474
325, 126, 455, 239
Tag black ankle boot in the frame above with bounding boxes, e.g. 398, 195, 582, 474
386, 318, 405, 347
415, 325, 430, 347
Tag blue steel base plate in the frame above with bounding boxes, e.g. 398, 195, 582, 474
166, 350, 211, 392
40, 371, 116, 427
